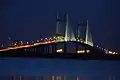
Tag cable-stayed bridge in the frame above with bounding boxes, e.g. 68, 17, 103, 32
0, 13, 119, 59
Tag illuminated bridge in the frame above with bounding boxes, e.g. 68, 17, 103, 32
0, 14, 119, 60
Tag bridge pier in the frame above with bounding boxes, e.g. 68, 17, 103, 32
52, 44, 57, 53
46, 45, 49, 53
40, 45, 44, 53
64, 42, 67, 53
44, 44, 52, 53
76, 43, 79, 53
39, 44, 49, 53
48, 45, 52, 53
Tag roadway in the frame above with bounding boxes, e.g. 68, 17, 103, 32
0, 40, 56, 52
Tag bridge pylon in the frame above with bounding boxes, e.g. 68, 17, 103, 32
56, 13, 60, 34
77, 23, 81, 38
55, 13, 65, 42
85, 20, 94, 46
65, 13, 76, 41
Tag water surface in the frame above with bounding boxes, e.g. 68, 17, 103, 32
0, 58, 120, 79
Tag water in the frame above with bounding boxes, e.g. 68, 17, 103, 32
0, 75, 118, 80
0, 58, 120, 80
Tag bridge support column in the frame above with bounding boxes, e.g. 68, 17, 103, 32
45, 45, 50, 53
40, 45, 48, 53
52, 44, 57, 53
52, 44, 54, 53
76, 43, 79, 53
44, 45, 47, 53
49, 45, 53, 53
40, 45, 44, 53
54, 44, 57, 53
64, 42, 67, 53
46, 45, 49, 53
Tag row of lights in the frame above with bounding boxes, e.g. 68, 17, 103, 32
16, 37, 85, 47
56, 42, 119, 55
56, 49, 63, 53
77, 50, 90, 53
106, 50, 118, 54
56, 48, 90, 53
6, 37, 58, 49
7, 36, 119, 55
95, 44, 119, 55
10, 37, 53, 46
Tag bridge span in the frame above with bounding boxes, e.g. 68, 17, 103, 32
0, 13, 119, 60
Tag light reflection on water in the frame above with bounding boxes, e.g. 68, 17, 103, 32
0, 58, 120, 79
0, 75, 118, 80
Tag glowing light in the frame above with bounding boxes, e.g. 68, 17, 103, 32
80, 40, 83, 43
26, 42, 29, 44
52, 76, 55, 80
45, 38, 47, 40
105, 50, 108, 54
71, 38, 76, 41
33, 43, 40, 46
108, 51, 112, 54
40, 38, 43, 40
80, 38, 83, 41
104, 49, 106, 51
20, 41, 23, 45
49, 37, 52, 40
116, 52, 118, 54
37, 40, 39, 43
86, 50, 90, 53
56, 49, 63, 53
53, 36, 56, 39
96, 45, 98, 47
77, 39, 80, 42
0, 40, 57, 52
77, 50, 85, 53
112, 52, 115, 54
14, 43, 17, 46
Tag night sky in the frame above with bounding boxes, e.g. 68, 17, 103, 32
0, 0, 120, 52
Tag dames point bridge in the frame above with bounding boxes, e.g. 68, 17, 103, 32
0, 13, 119, 60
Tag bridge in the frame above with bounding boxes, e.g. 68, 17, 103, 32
0, 13, 119, 59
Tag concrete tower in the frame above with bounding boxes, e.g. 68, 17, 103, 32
65, 13, 76, 41
85, 20, 94, 46
56, 13, 60, 34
